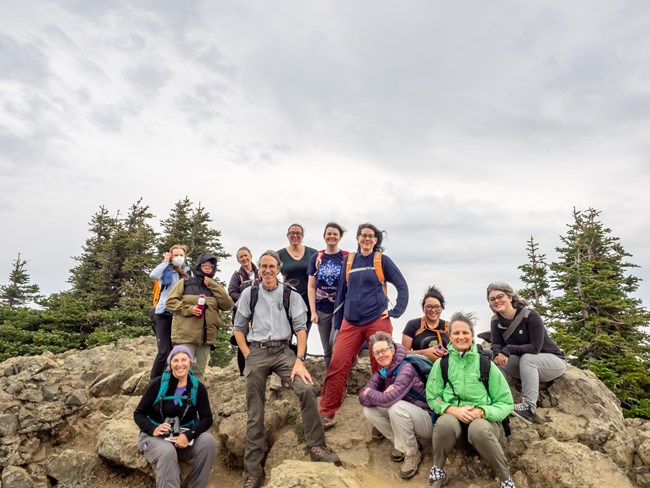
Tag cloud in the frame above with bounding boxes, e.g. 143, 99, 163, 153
0, 35, 51, 86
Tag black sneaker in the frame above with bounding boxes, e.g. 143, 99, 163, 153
511, 403, 535, 424
371, 426, 384, 440
308, 444, 342, 465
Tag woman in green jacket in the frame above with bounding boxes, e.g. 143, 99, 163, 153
426, 312, 516, 488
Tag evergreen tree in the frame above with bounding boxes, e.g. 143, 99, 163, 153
0, 254, 42, 308
549, 208, 650, 418
158, 198, 229, 269
518, 236, 551, 318
68, 206, 119, 307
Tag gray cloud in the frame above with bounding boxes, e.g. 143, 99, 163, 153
0, 35, 51, 86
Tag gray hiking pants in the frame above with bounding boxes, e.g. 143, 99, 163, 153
432, 414, 510, 481
243, 344, 326, 478
363, 401, 433, 455
501, 353, 567, 409
137, 431, 216, 488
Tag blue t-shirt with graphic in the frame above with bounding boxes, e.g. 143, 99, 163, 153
307, 251, 346, 314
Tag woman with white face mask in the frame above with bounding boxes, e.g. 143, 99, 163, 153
149, 244, 191, 381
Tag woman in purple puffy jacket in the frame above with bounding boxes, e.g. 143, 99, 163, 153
359, 331, 433, 480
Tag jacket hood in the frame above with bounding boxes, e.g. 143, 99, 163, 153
194, 253, 217, 279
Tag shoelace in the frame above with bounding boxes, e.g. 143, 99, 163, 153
428, 466, 446, 482
501, 478, 516, 488
243, 477, 259, 488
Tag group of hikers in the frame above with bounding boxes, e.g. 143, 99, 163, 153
133, 222, 568, 488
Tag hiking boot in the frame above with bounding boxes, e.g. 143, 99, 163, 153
511, 403, 535, 424
371, 426, 384, 440
399, 450, 422, 479
320, 414, 337, 429
308, 444, 341, 465
269, 374, 282, 392
500, 478, 517, 488
390, 448, 404, 462
428, 465, 446, 487
243, 475, 263, 488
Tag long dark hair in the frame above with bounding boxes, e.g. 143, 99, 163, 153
356, 223, 385, 252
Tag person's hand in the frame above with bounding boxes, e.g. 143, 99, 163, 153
494, 353, 508, 366
291, 359, 313, 384
203, 276, 212, 286
361, 387, 371, 396
447, 405, 477, 424
428, 346, 447, 358
153, 422, 171, 437
175, 433, 189, 449
380, 309, 389, 319
311, 312, 319, 324
191, 305, 202, 317
384, 385, 396, 393
163, 252, 172, 262
467, 407, 485, 421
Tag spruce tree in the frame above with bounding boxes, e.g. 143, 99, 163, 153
0, 254, 42, 308
518, 236, 551, 318
549, 208, 650, 418
158, 197, 194, 255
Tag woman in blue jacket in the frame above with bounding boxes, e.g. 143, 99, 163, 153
319, 223, 409, 428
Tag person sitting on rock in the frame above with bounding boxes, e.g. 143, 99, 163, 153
359, 331, 433, 479
426, 312, 517, 488
233, 250, 341, 488
134, 345, 216, 488
487, 282, 567, 424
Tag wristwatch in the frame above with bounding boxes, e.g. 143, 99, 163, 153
297, 354, 306, 362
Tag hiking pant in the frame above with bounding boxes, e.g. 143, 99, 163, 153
431, 414, 510, 482
151, 314, 173, 380
316, 310, 335, 370
243, 344, 325, 478
137, 431, 216, 488
363, 401, 432, 455
177, 343, 210, 383
319, 316, 392, 419
501, 353, 567, 409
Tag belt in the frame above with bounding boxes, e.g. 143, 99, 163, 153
249, 340, 290, 349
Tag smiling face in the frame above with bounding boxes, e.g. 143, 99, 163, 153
286, 225, 304, 246
449, 320, 473, 352
259, 254, 280, 288
237, 249, 252, 268
170, 352, 191, 381
357, 227, 377, 255
372, 340, 395, 367
323, 226, 341, 247
488, 290, 514, 315
423, 297, 443, 323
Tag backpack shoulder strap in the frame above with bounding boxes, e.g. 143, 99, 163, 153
373, 251, 385, 284
249, 282, 260, 325
314, 250, 325, 272
153, 370, 171, 406
479, 352, 491, 393
282, 283, 293, 324
152, 280, 161, 307
440, 354, 449, 388
345, 252, 356, 282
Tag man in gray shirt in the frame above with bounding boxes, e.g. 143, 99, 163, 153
233, 250, 340, 488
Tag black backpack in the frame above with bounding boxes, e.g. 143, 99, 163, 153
439, 346, 512, 441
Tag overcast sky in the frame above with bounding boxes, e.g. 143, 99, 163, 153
1, 0, 649, 347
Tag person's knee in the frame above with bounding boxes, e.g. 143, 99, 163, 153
195, 433, 217, 455
387, 402, 408, 420
433, 414, 460, 438
467, 419, 495, 445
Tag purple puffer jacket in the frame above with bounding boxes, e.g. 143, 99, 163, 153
358, 343, 430, 411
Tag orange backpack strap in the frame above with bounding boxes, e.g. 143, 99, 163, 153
345, 252, 356, 282
373, 252, 384, 283
152, 280, 161, 307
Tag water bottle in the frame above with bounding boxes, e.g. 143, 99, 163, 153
197, 294, 206, 318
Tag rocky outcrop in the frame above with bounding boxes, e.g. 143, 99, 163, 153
0, 336, 648, 488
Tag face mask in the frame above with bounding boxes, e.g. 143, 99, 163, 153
172, 256, 185, 267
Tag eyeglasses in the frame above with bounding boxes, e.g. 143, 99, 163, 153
424, 305, 443, 312
488, 293, 506, 303
359, 233, 376, 239
287, 231, 303, 237
372, 347, 393, 357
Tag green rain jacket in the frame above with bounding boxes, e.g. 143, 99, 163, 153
425, 343, 513, 422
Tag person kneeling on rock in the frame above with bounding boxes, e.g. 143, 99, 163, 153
233, 250, 341, 488
426, 312, 517, 488
359, 331, 433, 479
134, 346, 216, 488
